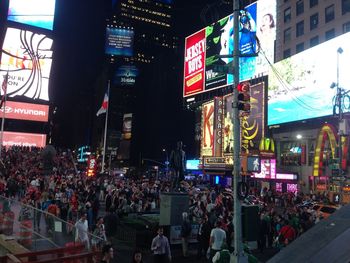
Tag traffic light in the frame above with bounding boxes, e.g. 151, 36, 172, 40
237, 81, 250, 116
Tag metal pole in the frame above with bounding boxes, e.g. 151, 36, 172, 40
232, 1, 246, 262
0, 73, 8, 159
337, 48, 343, 201
101, 80, 110, 173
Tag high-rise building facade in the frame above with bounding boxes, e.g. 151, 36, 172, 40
101, 0, 178, 165
276, 0, 350, 62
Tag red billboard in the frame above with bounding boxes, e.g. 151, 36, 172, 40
1, 101, 49, 122
3, 131, 46, 148
183, 29, 206, 97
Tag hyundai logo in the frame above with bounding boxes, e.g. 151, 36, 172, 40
0, 106, 13, 114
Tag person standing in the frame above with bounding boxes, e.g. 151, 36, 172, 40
197, 216, 211, 259
151, 227, 171, 263
180, 212, 191, 257
209, 220, 226, 261
100, 244, 114, 263
75, 212, 90, 250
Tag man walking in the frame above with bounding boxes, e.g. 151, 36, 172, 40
151, 227, 171, 263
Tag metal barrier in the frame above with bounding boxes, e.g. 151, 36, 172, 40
0, 195, 104, 256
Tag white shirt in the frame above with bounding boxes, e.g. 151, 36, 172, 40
75, 219, 89, 243
210, 227, 226, 250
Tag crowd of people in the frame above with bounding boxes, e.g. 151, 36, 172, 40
0, 146, 334, 263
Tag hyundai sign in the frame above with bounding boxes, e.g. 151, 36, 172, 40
1, 101, 49, 122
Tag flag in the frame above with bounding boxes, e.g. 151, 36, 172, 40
0, 72, 8, 109
96, 91, 109, 116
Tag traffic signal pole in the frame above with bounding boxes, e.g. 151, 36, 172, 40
232, 0, 247, 262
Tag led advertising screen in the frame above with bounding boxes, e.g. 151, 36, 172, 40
183, 29, 206, 96
122, 113, 132, 140
3, 131, 46, 148
268, 32, 350, 126
113, 65, 138, 86
8, 0, 56, 30
223, 82, 265, 155
186, 159, 200, 170
1, 101, 49, 122
0, 28, 53, 101
252, 158, 276, 179
105, 27, 134, 56
201, 101, 214, 156
184, 1, 276, 97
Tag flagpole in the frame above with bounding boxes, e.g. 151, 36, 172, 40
101, 80, 110, 173
0, 72, 8, 159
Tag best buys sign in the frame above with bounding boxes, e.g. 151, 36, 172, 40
3, 131, 46, 148
183, 29, 206, 96
1, 101, 49, 122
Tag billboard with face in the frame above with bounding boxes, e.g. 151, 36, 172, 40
268, 32, 350, 126
8, 0, 56, 30
105, 27, 134, 56
1, 101, 49, 122
201, 101, 214, 156
3, 131, 46, 148
184, 1, 277, 98
0, 28, 53, 101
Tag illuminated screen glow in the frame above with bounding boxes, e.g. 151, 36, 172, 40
252, 159, 276, 179
183, 0, 276, 97
0, 28, 53, 101
1, 101, 49, 122
3, 131, 46, 148
268, 32, 350, 125
8, 0, 56, 30
186, 159, 200, 170
105, 27, 134, 56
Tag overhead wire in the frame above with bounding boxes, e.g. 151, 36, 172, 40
257, 41, 326, 111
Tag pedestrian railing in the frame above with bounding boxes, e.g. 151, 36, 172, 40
0, 195, 104, 256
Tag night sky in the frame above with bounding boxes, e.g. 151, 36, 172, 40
10, 0, 234, 161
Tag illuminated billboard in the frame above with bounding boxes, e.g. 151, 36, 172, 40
223, 82, 265, 155
113, 65, 138, 86
105, 27, 134, 56
1, 101, 49, 122
268, 32, 350, 126
184, 1, 277, 97
3, 131, 46, 148
8, 0, 56, 30
122, 113, 132, 140
252, 159, 276, 179
0, 28, 53, 101
201, 101, 214, 156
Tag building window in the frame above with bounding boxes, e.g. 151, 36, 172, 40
284, 27, 291, 43
325, 5, 335, 23
283, 49, 291, 59
284, 7, 291, 23
310, 0, 318, 8
296, 43, 304, 53
296, 21, 304, 37
310, 13, 318, 30
325, 29, 335, 40
296, 0, 304, 16
343, 21, 350, 33
310, 36, 319, 47
342, 0, 350, 15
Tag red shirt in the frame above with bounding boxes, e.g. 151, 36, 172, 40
280, 225, 296, 241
